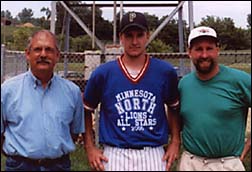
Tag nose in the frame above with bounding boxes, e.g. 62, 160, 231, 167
132, 36, 138, 44
201, 50, 208, 58
40, 48, 47, 57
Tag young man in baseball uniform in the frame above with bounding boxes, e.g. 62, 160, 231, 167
83, 11, 181, 171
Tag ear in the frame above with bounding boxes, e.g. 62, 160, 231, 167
187, 48, 192, 59
146, 31, 150, 39
216, 47, 220, 55
25, 48, 30, 61
119, 33, 124, 44
119, 32, 123, 39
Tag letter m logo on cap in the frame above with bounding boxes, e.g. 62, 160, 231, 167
129, 12, 137, 22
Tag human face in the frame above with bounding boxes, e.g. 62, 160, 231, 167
25, 32, 59, 75
120, 28, 149, 59
188, 38, 219, 74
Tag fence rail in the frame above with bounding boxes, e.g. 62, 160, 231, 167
1, 46, 251, 148
1, 45, 251, 92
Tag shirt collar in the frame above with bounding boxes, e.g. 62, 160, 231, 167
27, 69, 55, 89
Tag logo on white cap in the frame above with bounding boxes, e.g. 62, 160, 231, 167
188, 26, 217, 47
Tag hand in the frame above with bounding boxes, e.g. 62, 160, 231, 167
240, 137, 251, 161
85, 146, 108, 171
162, 142, 180, 171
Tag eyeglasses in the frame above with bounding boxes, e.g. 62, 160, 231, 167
31, 47, 56, 54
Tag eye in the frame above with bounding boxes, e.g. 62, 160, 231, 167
45, 47, 55, 53
137, 32, 144, 37
206, 47, 214, 51
195, 47, 203, 51
31, 47, 55, 54
124, 33, 133, 38
33, 47, 42, 53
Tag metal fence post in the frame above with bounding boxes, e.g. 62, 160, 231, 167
94, 105, 100, 148
1, 44, 6, 83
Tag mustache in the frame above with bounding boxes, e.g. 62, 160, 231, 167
36, 58, 51, 64
198, 58, 211, 62
130, 46, 141, 49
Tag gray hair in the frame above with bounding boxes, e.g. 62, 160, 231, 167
26, 30, 59, 51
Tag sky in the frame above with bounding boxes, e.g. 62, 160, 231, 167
1, 1, 251, 29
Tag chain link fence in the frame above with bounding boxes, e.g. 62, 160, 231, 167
1, 45, 251, 145
1, 45, 251, 93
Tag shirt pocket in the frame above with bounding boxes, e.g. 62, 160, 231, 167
54, 108, 74, 137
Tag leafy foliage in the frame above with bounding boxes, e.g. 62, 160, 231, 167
147, 39, 173, 53
247, 14, 251, 28
17, 8, 34, 23
13, 27, 41, 51
198, 16, 250, 50
1, 10, 12, 19
0, 5, 251, 52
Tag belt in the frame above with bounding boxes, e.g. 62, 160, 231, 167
105, 144, 145, 150
125, 146, 145, 150
184, 151, 237, 164
7, 154, 69, 166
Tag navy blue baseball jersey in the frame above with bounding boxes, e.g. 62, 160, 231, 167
83, 55, 179, 148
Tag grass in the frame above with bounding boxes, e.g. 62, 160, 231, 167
1, 142, 251, 171
1, 144, 91, 171
1, 51, 251, 170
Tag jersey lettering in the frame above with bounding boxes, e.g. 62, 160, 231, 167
115, 89, 157, 132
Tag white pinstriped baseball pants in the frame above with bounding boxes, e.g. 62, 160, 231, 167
103, 145, 166, 171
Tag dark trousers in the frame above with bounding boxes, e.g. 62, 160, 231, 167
5, 154, 71, 171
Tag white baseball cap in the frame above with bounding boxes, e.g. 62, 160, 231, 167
188, 26, 217, 47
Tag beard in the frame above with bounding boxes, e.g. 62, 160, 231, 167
193, 58, 216, 74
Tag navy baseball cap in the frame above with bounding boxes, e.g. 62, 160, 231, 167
120, 12, 148, 33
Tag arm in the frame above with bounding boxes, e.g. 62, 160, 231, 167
163, 107, 181, 171
240, 136, 251, 161
83, 108, 108, 171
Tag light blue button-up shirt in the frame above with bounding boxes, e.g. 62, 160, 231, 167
1, 70, 85, 159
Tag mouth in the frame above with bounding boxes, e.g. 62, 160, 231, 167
130, 46, 140, 50
36, 60, 51, 64
198, 58, 211, 63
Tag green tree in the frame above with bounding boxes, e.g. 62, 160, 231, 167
231, 27, 251, 50
17, 8, 34, 23
70, 35, 92, 52
147, 39, 173, 53
40, 7, 51, 20
1, 10, 12, 19
144, 13, 159, 32
198, 15, 250, 50
13, 27, 38, 50
156, 17, 183, 52
56, 1, 90, 37
56, 1, 113, 43
247, 14, 251, 28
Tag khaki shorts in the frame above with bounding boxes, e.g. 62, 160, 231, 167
177, 151, 245, 171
